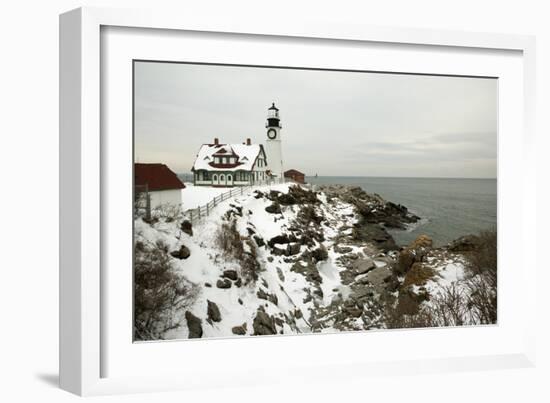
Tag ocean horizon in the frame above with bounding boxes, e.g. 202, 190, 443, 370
177, 174, 497, 247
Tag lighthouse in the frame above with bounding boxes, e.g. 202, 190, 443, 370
265, 103, 284, 183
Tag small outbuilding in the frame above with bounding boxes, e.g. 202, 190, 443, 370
284, 169, 306, 184
134, 163, 185, 210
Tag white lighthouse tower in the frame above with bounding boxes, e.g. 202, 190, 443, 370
265, 103, 284, 183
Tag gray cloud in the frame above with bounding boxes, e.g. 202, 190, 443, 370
134, 62, 497, 178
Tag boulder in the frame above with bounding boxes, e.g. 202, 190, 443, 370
365, 266, 393, 293
180, 220, 193, 236
353, 258, 375, 275
253, 235, 265, 247
396, 248, 416, 275
216, 279, 232, 289
170, 244, 191, 260
265, 203, 282, 214
311, 246, 329, 262
448, 235, 481, 252
287, 242, 301, 256
334, 245, 353, 254
257, 289, 279, 306
222, 269, 238, 281
207, 300, 221, 322
395, 235, 433, 275
253, 310, 277, 335
232, 323, 247, 335
277, 192, 297, 205
185, 311, 202, 338
272, 245, 286, 256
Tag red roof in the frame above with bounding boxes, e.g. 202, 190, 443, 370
134, 163, 185, 191
284, 169, 305, 176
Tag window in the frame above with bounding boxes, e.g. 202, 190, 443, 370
220, 174, 225, 183
227, 174, 232, 183
213, 174, 218, 182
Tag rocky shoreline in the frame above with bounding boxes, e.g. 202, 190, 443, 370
318, 184, 420, 251
134, 182, 496, 340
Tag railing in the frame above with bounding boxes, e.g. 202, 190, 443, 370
185, 185, 252, 222
183, 177, 310, 223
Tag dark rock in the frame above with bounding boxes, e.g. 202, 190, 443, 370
268, 234, 290, 247
311, 246, 329, 262
265, 203, 282, 214
207, 300, 221, 322
253, 310, 277, 335
170, 244, 191, 260
246, 227, 256, 236
354, 258, 375, 275
238, 298, 243, 305
267, 256, 274, 263
253, 235, 265, 247
185, 311, 202, 338
180, 220, 193, 236
287, 242, 301, 256
222, 269, 238, 281
277, 192, 297, 205
232, 323, 247, 335
272, 245, 286, 256
395, 235, 432, 275
235, 278, 242, 287
216, 279, 232, 289
257, 289, 278, 305
287, 185, 319, 204
334, 245, 353, 254
384, 274, 400, 292
295, 309, 303, 319
345, 307, 363, 318
204, 282, 212, 288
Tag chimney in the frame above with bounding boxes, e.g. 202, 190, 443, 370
246, 138, 251, 145
214, 138, 219, 145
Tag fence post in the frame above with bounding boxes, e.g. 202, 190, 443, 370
206, 202, 209, 216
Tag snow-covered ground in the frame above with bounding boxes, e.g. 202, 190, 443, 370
136, 182, 488, 340
180, 183, 227, 210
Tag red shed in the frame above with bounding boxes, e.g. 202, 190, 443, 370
284, 169, 306, 184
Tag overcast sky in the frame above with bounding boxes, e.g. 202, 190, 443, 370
134, 61, 497, 178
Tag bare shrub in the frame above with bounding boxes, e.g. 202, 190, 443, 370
216, 219, 261, 284
134, 239, 197, 341
466, 229, 497, 276
464, 229, 497, 324
151, 203, 183, 223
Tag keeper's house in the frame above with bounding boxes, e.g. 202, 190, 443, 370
191, 138, 270, 187
134, 163, 185, 209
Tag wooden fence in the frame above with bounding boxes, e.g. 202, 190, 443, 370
185, 185, 253, 222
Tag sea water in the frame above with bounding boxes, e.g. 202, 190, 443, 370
308, 176, 497, 247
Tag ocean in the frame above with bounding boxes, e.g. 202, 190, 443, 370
307, 176, 497, 247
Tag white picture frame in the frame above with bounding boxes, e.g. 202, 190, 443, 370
59, 6, 537, 396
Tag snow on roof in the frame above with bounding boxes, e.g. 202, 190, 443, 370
192, 143, 264, 172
